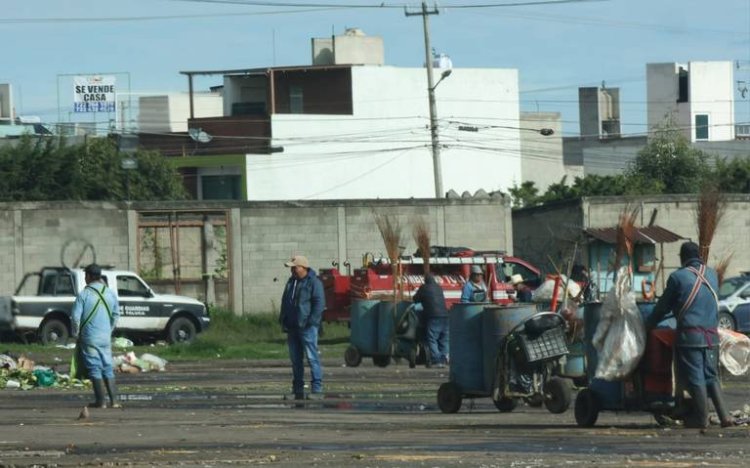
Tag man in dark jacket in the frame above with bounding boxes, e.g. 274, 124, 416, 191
646, 241, 733, 428
413, 274, 449, 367
279, 255, 325, 400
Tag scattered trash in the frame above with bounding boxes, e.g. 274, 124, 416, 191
56, 343, 77, 350
0, 354, 17, 369
113, 351, 168, 373
719, 328, 750, 376
112, 337, 134, 349
77, 407, 89, 420
5, 379, 20, 389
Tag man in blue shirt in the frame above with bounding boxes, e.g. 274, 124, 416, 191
71, 264, 120, 408
279, 255, 325, 401
647, 242, 734, 428
413, 274, 449, 367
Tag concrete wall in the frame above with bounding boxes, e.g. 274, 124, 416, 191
562, 136, 647, 176
514, 194, 750, 288
512, 199, 584, 274
247, 66, 521, 200
0, 197, 511, 315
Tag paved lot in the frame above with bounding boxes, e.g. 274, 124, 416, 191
1, 357, 749, 467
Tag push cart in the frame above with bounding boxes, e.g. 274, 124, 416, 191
344, 300, 424, 368
437, 306, 572, 414
490, 312, 572, 413
574, 302, 692, 427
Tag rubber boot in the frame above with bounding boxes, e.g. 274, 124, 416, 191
683, 385, 709, 429
707, 381, 734, 427
88, 378, 107, 408
104, 378, 121, 409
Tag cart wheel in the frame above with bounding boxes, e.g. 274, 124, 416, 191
344, 346, 362, 367
493, 397, 518, 412
437, 382, 462, 413
373, 355, 391, 367
574, 388, 600, 427
524, 394, 544, 408
544, 377, 572, 414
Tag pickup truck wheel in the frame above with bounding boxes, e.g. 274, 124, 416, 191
40, 319, 69, 345
167, 317, 197, 344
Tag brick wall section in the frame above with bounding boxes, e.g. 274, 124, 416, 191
512, 199, 584, 273
513, 194, 750, 283
0, 210, 16, 294
583, 195, 750, 278
0, 197, 511, 315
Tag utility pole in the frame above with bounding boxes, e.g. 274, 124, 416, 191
406, 2, 443, 198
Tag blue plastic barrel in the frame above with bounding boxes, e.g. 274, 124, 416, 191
377, 301, 411, 355
349, 299, 380, 356
448, 303, 486, 394
561, 305, 586, 378
583, 301, 624, 409
481, 304, 537, 393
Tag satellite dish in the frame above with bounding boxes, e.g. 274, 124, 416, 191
188, 127, 213, 143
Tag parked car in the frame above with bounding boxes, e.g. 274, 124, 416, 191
717, 274, 750, 332
8, 266, 210, 345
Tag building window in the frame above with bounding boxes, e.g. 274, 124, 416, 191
678, 68, 689, 103
201, 175, 242, 200
290, 85, 304, 114
695, 114, 709, 140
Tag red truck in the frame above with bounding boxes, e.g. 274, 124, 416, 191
319, 248, 542, 322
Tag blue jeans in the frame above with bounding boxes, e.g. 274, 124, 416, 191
425, 317, 449, 365
677, 346, 718, 387
81, 342, 114, 380
287, 326, 323, 395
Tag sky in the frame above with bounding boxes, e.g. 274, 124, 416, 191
4, 0, 750, 136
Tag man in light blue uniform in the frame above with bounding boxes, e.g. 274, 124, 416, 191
71, 264, 120, 408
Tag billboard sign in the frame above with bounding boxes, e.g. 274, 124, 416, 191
73, 75, 116, 113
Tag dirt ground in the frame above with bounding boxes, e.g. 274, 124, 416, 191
1, 355, 750, 467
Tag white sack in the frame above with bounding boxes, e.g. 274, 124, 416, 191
592, 267, 646, 380
531, 275, 582, 303
719, 328, 750, 376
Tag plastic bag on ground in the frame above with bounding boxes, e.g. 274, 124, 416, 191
592, 267, 646, 381
719, 328, 750, 376
140, 353, 168, 371
112, 337, 134, 349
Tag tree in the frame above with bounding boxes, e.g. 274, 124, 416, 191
627, 123, 710, 194
715, 157, 750, 193
0, 135, 186, 201
509, 181, 540, 208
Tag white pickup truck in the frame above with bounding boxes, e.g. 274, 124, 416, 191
8, 267, 210, 345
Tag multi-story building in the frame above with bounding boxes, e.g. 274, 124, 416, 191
139, 30, 537, 200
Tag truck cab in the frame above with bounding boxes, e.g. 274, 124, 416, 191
10, 267, 210, 345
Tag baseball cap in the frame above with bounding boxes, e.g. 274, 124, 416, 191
510, 274, 524, 285
84, 263, 102, 277
284, 255, 310, 268
470, 265, 483, 275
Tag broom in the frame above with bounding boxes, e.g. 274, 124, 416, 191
412, 218, 431, 276
374, 212, 403, 300
715, 252, 733, 286
696, 185, 725, 262
613, 206, 639, 275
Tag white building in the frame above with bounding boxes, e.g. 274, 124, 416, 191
158, 30, 525, 200
647, 61, 735, 142
244, 66, 520, 200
